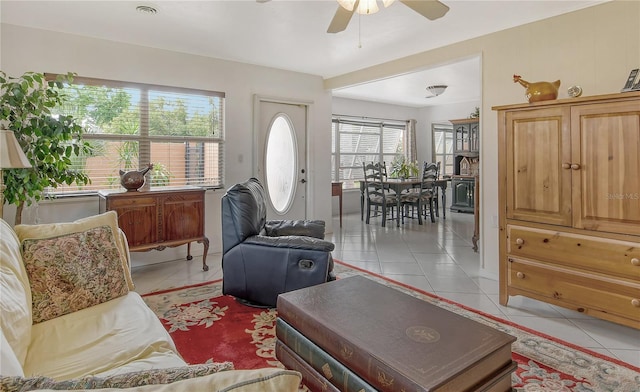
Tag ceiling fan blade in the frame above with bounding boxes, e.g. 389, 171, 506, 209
400, 0, 449, 21
327, 2, 357, 33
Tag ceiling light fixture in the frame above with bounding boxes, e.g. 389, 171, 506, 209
426, 85, 448, 97
337, 0, 396, 15
136, 5, 158, 15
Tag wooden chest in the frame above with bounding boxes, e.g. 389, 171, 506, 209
98, 186, 209, 271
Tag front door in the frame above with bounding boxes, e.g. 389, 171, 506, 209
255, 97, 308, 219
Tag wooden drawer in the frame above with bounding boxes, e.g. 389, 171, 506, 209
507, 225, 640, 280
507, 257, 640, 325
108, 196, 157, 209
163, 190, 203, 203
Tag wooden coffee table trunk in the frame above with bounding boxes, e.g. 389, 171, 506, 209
276, 276, 516, 392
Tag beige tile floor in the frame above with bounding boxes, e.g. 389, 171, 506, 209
132, 211, 640, 369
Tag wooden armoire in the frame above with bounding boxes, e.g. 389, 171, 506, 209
493, 91, 640, 329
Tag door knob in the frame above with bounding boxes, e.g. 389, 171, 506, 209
570, 163, 581, 170
562, 163, 571, 169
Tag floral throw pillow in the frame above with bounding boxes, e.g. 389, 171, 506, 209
21, 225, 129, 324
0, 362, 234, 391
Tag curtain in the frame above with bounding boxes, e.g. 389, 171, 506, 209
407, 119, 418, 163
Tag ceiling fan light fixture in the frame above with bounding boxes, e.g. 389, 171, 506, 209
383, 0, 396, 8
356, 0, 380, 15
135, 5, 158, 15
426, 85, 448, 97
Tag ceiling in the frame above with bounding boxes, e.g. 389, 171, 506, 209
1, 0, 606, 107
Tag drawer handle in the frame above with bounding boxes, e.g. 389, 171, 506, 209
632, 299, 640, 307
515, 238, 524, 245
570, 163, 581, 170
631, 258, 640, 266
516, 272, 525, 279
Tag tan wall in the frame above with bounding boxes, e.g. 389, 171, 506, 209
326, 0, 640, 276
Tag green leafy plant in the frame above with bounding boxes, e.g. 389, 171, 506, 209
150, 163, 172, 187
390, 156, 419, 179
0, 71, 92, 224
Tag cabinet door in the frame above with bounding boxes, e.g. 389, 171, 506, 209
452, 180, 466, 206
454, 124, 469, 152
470, 121, 479, 152
110, 197, 158, 247
505, 107, 572, 226
162, 191, 205, 241
452, 179, 474, 210
571, 101, 640, 235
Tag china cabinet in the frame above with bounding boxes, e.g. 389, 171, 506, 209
494, 92, 640, 328
450, 118, 479, 213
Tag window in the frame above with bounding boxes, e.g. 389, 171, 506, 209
432, 122, 453, 176
331, 116, 407, 189
48, 75, 224, 194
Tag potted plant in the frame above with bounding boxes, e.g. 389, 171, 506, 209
0, 71, 92, 224
390, 156, 419, 179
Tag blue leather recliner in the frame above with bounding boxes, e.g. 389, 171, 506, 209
221, 178, 335, 307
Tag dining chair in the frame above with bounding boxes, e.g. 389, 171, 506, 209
381, 161, 396, 195
433, 162, 441, 217
400, 162, 438, 224
363, 162, 398, 227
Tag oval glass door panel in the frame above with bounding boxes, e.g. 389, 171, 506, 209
265, 114, 297, 214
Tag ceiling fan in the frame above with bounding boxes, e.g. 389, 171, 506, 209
327, 0, 450, 33
257, 1, 449, 34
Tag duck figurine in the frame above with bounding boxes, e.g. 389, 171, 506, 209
119, 163, 153, 191
513, 74, 561, 103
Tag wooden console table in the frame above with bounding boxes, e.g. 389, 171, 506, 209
98, 186, 209, 271
331, 182, 343, 227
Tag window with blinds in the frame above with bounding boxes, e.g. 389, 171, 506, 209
331, 116, 407, 189
47, 75, 224, 194
432, 122, 453, 176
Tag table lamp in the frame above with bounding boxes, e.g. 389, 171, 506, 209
0, 128, 32, 219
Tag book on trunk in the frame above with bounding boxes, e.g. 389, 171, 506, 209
275, 340, 341, 392
276, 275, 517, 392
276, 318, 377, 392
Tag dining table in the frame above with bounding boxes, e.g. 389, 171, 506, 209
360, 178, 450, 227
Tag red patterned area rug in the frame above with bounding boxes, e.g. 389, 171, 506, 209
142, 261, 640, 392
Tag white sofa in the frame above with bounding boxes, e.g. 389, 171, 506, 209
0, 213, 300, 391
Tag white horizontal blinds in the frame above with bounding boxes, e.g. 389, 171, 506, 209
332, 116, 406, 188
47, 75, 224, 194
382, 125, 404, 171
432, 122, 453, 176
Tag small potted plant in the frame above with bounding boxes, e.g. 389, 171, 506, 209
390, 156, 419, 180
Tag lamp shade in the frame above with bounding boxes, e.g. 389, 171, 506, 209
0, 130, 31, 169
